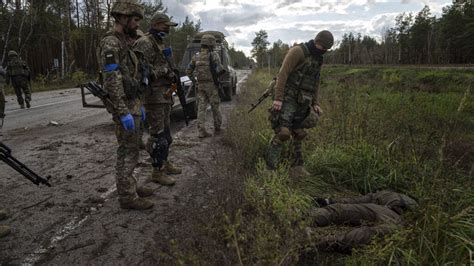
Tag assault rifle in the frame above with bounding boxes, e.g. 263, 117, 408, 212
0, 142, 51, 187
163, 48, 189, 126
209, 51, 225, 98
80, 81, 114, 108
171, 69, 189, 126
248, 78, 276, 113
248, 88, 272, 113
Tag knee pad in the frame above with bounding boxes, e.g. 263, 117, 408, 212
292, 128, 307, 140
164, 127, 172, 145
150, 131, 169, 168
276, 127, 291, 142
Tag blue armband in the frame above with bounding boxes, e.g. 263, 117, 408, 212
104, 63, 119, 72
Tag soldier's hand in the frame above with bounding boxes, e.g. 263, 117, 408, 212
272, 100, 282, 112
120, 114, 135, 131
313, 104, 323, 115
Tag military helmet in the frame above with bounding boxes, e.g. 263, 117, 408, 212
8, 50, 18, 57
201, 34, 216, 47
314, 30, 334, 50
151, 12, 178, 26
111, 0, 144, 19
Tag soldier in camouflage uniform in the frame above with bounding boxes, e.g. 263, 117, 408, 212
187, 34, 226, 138
133, 12, 181, 186
266, 30, 334, 177
5, 50, 31, 109
97, 0, 154, 210
310, 191, 418, 254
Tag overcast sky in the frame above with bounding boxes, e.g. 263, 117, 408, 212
157, 0, 452, 56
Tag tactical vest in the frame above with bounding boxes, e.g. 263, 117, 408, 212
7, 58, 29, 77
145, 34, 173, 86
286, 43, 323, 94
194, 49, 213, 82
100, 31, 139, 100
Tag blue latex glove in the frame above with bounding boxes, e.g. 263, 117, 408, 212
120, 114, 135, 131
140, 106, 146, 122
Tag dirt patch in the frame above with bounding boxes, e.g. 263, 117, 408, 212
0, 70, 250, 264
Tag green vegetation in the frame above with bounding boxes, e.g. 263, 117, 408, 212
221, 66, 473, 264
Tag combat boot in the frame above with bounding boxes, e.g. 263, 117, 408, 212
151, 168, 176, 186
0, 209, 8, 221
136, 186, 154, 197
25, 100, 31, 108
119, 197, 154, 210
164, 161, 182, 175
0, 225, 11, 238
20, 103, 25, 109
198, 131, 211, 138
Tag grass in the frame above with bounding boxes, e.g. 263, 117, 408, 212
220, 66, 473, 264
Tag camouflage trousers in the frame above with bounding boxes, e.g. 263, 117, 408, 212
0, 86, 5, 118
11, 77, 31, 105
266, 96, 311, 169
197, 82, 222, 133
114, 115, 141, 203
144, 103, 170, 135
144, 103, 172, 168
310, 203, 402, 253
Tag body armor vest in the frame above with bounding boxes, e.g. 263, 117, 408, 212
195, 49, 213, 82
286, 43, 323, 94
7, 58, 29, 77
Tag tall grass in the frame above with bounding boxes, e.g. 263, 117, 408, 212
223, 67, 473, 264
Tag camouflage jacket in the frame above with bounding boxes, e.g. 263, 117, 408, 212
97, 30, 141, 117
274, 45, 320, 105
133, 34, 173, 104
187, 48, 223, 84
6, 57, 30, 82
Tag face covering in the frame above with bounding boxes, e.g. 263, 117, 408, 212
149, 29, 168, 39
306, 39, 326, 58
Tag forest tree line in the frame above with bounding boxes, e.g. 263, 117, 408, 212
251, 0, 474, 67
0, 0, 251, 80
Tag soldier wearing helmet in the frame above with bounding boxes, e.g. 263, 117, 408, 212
310, 190, 418, 254
133, 12, 181, 187
187, 33, 226, 138
97, 0, 154, 210
5, 50, 31, 109
266, 30, 334, 178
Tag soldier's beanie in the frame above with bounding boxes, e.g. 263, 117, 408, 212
314, 30, 334, 50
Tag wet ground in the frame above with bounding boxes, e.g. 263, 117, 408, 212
0, 70, 250, 264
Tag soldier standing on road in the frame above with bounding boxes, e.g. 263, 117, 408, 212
309, 191, 418, 254
5, 50, 31, 109
187, 34, 226, 138
266, 30, 334, 177
133, 12, 182, 186
97, 0, 154, 210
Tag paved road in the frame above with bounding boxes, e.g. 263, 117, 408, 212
3, 88, 109, 132
2, 69, 251, 132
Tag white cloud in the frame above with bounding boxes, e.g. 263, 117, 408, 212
156, 0, 452, 56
